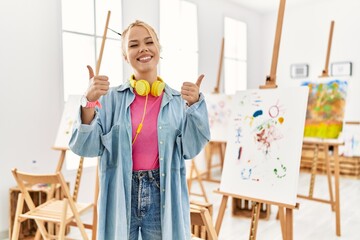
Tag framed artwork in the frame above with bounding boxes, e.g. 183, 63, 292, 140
331, 62, 352, 76
290, 64, 309, 78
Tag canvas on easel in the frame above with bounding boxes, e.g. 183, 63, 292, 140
206, 93, 233, 142
219, 86, 309, 206
54, 95, 82, 150
301, 78, 348, 139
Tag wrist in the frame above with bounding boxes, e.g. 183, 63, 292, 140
80, 95, 102, 108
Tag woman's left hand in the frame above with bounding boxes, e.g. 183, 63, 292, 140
181, 74, 204, 106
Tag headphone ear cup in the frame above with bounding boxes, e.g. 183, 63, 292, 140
134, 80, 150, 96
151, 80, 165, 97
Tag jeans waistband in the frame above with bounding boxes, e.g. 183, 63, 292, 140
132, 168, 160, 179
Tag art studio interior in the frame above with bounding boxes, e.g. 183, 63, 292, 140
1, 0, 359, 239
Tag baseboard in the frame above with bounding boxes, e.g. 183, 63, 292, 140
0, 230, 8, 239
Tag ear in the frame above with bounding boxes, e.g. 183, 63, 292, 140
123, 55, 128, 62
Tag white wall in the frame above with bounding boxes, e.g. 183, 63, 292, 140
261, 0, 360, 121
193, 0, 263, 92
0, 0, 63, 235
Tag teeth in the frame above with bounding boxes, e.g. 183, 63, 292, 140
139, 56, 151, 61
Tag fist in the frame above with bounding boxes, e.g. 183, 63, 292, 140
85, 65, 110, 101
181, 74, 204, 106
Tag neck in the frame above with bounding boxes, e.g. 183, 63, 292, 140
133, 71, 158, 84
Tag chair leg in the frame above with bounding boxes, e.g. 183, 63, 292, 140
12, 193, 24, 240
58, 199, 68, 240
71, 205, 89, 240
34, 229, 41, 240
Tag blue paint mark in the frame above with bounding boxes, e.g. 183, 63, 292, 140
253, 110, 263, 117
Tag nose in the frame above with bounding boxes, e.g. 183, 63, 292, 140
139, 47, 148, 53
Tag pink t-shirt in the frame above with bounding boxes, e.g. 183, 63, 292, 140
130, 91, 163, 171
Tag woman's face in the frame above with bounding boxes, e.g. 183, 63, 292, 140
124, 26, 160, 76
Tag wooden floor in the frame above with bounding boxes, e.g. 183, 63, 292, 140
6, 170, 359, 240
191, 169, 360, 240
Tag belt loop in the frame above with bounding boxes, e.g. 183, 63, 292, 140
148, 170, 153, 179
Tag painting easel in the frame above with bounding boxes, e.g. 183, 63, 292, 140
297, 20, 344, 237
52, 147, 85, 202
319, 21, 334, 78
203, 37, 227, 183
214, 1, 300, 239
188, 159, 209, 203
298, 137, 343, 236
214, 190, 299, 240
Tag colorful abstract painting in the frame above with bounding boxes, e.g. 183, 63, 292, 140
301, 79, 348, 138
205, 93, 233, 142
220, 87, 309, 206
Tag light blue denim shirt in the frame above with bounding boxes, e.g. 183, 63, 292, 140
69, 81, 210, 240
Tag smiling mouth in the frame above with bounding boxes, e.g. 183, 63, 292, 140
137, 56, 152, 63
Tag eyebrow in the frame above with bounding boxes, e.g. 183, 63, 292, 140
128, 36, 153, 43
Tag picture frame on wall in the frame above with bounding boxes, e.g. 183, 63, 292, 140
331, 61, 352, 76
290, 64, 309, 78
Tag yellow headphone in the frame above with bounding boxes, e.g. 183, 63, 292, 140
130, 75, 165, 97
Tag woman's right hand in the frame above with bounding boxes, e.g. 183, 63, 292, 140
85, 65, 110, 101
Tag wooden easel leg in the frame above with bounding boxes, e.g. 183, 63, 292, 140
324, 144, 335, 211
333, 146, 341, 236
215, 195, 229, 235
249, 202, 260, 240
193, 160, 209, 203
278, 206, 285, 239
285, 208, 293, 240
205, 143, 212, 180
309, 144, 319, 197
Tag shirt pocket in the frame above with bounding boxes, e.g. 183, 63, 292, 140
100, 124, 122, 170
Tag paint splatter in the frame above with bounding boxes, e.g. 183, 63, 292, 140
253, 110, 263, 118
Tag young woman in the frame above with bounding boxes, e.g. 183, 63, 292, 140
69, 20, 210, 240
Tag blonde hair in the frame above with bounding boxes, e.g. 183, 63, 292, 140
121, 20, 161, 57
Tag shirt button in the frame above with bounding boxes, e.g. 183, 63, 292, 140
160, 157, 164, 161
160, 141, 163, 144
159, 126, 162, 129
162, 173, 165, 177
162, 188, 165, 192
163, 205, 165, 208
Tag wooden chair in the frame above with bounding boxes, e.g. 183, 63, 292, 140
11, 168, 93, 240
190, 203, 218, 240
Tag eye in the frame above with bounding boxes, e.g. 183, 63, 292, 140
129, 44, 138, 48
146, 41, 154, 45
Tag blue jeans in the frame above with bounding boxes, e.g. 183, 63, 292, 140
130, 169, 162, 240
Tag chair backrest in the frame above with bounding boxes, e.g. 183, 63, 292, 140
190, 204, 218, 240
12, 168, 73, 210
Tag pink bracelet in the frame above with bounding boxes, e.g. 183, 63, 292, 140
86, 100, 102, 109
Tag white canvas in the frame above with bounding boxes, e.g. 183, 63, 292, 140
205, 93, 233, 142
53, 95, 82, 149
220, 87, 309, 206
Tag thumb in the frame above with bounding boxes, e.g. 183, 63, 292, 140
87, 65, 95, 80
196, 74, 205, 87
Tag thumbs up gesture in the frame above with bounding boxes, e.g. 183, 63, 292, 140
85, 65, 110, 101
181, 74, 205, 106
